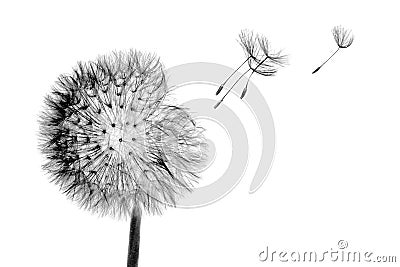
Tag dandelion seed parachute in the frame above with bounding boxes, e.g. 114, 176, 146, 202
39, 49, 207, 220
215, 29, 287, 108
312, 25, 354, 74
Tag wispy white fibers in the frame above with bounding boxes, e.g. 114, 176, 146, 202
39, 49, 208, 220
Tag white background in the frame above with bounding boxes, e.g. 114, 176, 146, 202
1, 0, 399, 266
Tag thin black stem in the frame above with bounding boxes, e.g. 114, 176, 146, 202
240, 71, 255, 99
214, 56, 268, 109
216, 56, 251, 95
214, 68, 251, 109
312, 47, 340, 74
127, 209, 142, 267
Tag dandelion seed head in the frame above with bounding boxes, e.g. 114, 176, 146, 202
332, 25, 354, 48
39, 50, 207, 219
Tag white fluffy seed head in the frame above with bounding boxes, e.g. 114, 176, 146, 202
39, 50, 208, 219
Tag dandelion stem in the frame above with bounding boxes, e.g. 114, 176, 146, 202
241, 56, 269, 98
312, 47, 340, 74
216, 56, 251, 95
214, 68, 252, 108
241, 71, 255, 99
127, 208, 142, 267
214, 56, 268, 109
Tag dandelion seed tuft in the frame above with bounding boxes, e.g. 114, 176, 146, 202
332, 25, 354, 48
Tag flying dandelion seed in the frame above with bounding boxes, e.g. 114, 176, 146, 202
38, 49, 208, 267
312, 25, 354, 74
214, 29, 287, 109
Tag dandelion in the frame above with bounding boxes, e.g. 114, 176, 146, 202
38, 49, 207, 267
214, 29, 287, 109
312, 25, 354, 74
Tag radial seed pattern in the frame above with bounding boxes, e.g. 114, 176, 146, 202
39, 50, 207, 219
